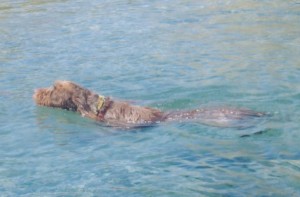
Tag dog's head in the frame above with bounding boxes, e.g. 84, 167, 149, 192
33, 81, 98, 112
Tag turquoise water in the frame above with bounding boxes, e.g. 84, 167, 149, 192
1, 0, 300, 196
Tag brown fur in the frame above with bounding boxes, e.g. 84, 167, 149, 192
33, 81, 266, 128
33, 81, 164, 127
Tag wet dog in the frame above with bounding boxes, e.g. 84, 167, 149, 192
33, 81, 266, 128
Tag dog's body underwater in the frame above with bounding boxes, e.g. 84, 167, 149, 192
33, 81, 266, 128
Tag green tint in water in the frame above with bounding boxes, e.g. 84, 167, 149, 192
0, 0, 300, 196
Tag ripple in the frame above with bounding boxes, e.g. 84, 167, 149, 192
0, 0, 300, 196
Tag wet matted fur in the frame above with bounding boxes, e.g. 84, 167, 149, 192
33, 81, 164, 127
33, 81, 267, 128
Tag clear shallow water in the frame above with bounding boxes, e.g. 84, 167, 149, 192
1, 0, 300, 196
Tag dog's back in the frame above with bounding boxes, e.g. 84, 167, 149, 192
103, 101, 164, 127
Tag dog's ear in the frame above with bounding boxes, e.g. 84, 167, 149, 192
72, 90, 101, 120
72, 90, 90, 114
49, 87, 72, 109
72, 91, 86, 108
87, 94, 99, 113
73, 95, 100, 120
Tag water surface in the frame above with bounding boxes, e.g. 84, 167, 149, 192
1, 0, 300, 196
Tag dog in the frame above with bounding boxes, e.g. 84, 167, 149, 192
33, 81, 266, 128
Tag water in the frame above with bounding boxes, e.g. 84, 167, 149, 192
1, 0, 300, 196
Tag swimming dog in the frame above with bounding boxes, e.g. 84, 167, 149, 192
33, 81, 266, 128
